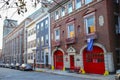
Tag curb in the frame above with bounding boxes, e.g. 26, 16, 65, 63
35, 70, 115, 80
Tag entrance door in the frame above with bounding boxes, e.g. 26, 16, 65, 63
83, 46, 105, 74
70, 55, 74, 70
45, 55, 48, 67
54, 50, 63, 70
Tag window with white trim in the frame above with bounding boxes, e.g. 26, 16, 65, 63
68, 2, 73, 13
45, 19, 48, 29
75, 0, 81, 9
41, 36, 44, 46
61, 7, 65, 17
36, 25, 39, 34
55, 11, 59, 20
54, 28, 60, 41
84, 13, 95, 34
37, 25, 39, 29
85, 0, 92, 4
41, 22, 44, 31
41, 50, 44, 61
28, 53, 30, 60
31, 53, 33, 60
67, 24, 75, 38
37, 38, 40, 47
45, 34, 48, 45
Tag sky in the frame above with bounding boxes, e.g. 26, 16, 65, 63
0, 0, 41, 49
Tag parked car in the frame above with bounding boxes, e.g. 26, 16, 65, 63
10, 63, 15, 69
0, 63, 6, 67
115, 69, 120, 80
5, 63, 10, 68
20, 64, 33, 71
15, 63, 20, 70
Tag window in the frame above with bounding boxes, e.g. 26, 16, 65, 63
84, 14, 95, 34
34, 40, 36, 47
41, 22, 44, 31
115, 15, 120, 34
41, 36, 44, 46
45, 19, 48, 29
31, 29, 34, 35
37, 25, 39, 29
67, 24, 75, 38
37, 38, 40, 47
85, 0, 92, 4
36, 25, 39, 34
55, 11, 59, 20
28, 53, 30, 59
54, 29, 60, 41
68, 2, 73, 13
36, 51, 40, 62
76, 0, 81, 9
41, 50, 44, 61
45, 34, 48, 45
114, 0, 119, 3
31, 53, 33, 60
61, 7, 65, 16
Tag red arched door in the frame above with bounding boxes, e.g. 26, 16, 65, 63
83, 46, 105, 74
54, 50, 63, 70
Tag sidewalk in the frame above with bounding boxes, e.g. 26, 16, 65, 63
35, 68, 115, 80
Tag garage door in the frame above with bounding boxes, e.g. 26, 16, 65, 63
54, 50, 63, 70
83, 46, 105, 74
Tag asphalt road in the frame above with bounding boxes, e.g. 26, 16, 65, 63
0, 68, 95, 80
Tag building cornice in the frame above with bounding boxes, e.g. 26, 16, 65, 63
48, 0, 69, 13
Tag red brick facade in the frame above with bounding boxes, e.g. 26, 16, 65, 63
50, 0, 119, 74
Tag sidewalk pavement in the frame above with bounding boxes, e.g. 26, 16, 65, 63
35, 68, 115, 80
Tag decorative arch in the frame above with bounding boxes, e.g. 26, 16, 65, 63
52, 47, 65, 70
52, 47, 65, 57
67, 46, 76, 55
80, 43, 107, 55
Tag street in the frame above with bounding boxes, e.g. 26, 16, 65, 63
0, 68, 97, 80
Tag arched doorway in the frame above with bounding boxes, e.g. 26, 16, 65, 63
54, 50, 63, 70
83, 46, 105, 74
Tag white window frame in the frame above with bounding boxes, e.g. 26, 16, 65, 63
41, 50, 44, 61
37, 38, 40, 47
54, 28, 60, 41
55, 11, 59, 20
41, 22, 44, 31
37, 25, 39, 29
75, 0, 81, 9
84, 12, 95, 34
45, 19, 48, 29
61, 7, 65, 17
41, 36, 44, 46
31, 53, 33, 60
67, 24, 75, 38
45, 34, 48, 44
68, 2, 73, 13
85, 0, 92, 4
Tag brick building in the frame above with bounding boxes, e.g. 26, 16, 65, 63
49, 0, 119, 74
